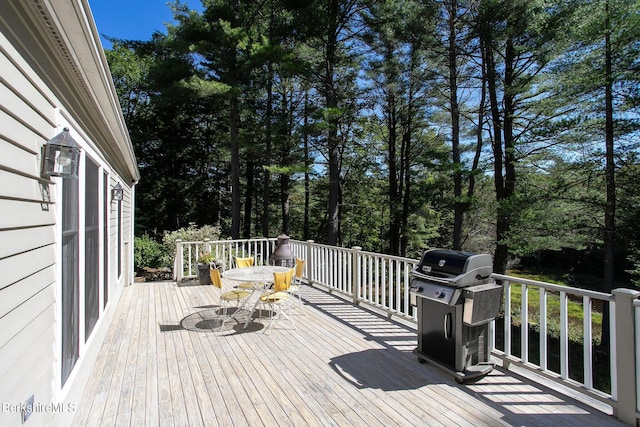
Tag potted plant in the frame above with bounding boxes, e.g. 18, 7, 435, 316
196, 252, 217, 285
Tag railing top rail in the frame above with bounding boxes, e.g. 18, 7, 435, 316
290, 239, 418, 264
357, 249, 418, 265
294, 241, 353, 252
492, 273, 614, 301
179, 238, 277, 245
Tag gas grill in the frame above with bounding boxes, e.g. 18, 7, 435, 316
410, 249, 502, 383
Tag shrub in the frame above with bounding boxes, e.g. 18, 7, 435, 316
134, 234, 164, 269
196, 252, 227, 270
197, 252, 217, 264
161, 224, 223, 266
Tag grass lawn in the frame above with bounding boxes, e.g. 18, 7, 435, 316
504, 269, 605, 345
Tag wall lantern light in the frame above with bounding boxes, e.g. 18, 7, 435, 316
41, 127, 80, 178
111, 182, 124, 202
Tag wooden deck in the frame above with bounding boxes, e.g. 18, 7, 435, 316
73, 279, 625, 427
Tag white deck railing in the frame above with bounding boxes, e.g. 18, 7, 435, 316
290, 241, 418, 318
174, 237, 640, 425
490, 274, 618, 410
174, 238, 278, 279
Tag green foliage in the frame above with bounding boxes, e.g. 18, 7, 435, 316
134, 234, 164, 269
107, 0, 640, 281
506, 273, 603, 345
106, 34, 233, 236
196, 252, 217, 264
618, 161, 640, 286
180, 76, 231, 95
104, 40, 153, 120
502, 160, 600, 258
161, 224, 223, 267
195, 252, 227, 270
626, 244, 640, 287
405, 206, 443, 258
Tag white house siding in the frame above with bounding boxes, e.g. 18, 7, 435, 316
0, 28, 59, 427
0, 1, 139, 426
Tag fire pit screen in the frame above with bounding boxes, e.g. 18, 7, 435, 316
269, 234, 295, 268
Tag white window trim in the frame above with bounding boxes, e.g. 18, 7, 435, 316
53, 119, 122, 400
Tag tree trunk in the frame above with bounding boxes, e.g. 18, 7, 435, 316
603, 0, 616, 294
470, 48, 486, 206
325, 0, 341, 246
280, 86, 294, 236
448, 0, 464, 251
401, 129, 411, 257
387, 79, 400, 255
399, 48, 416, 257
600, 0, 616, 352
243, 159, 254, 238
280, 173, 291, 235
230, 91, 241, 239
262, 62, 273, 237
327, 138, 340, 246
303, 90, 311, 240
496, 35, 518, 273
481, 21, 508, 274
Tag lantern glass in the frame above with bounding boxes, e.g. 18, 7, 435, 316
111, 183, 124, 201
41, 128, 80, 178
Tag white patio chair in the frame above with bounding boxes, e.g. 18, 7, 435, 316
287, 258, 305, 315
210, 267, 250, 332
256, 268, 296, 333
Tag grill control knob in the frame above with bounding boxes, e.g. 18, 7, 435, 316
435, 290, 445, 299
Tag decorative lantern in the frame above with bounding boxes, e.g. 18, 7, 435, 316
269, 234, 296, 268
111, 183, 124, 202
41, 127, 80, 178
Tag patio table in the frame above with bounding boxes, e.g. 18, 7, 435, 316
223, 265, 291, 284
224, 266, 293, 329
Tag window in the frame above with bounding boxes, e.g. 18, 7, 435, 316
84, 158, 99, 339
59, 141, 120, 388
103, 172, 109, 307
117, 196, 122, 277
61, 175, 79, 386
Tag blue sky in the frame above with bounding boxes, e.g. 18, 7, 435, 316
88, 0, 202, 49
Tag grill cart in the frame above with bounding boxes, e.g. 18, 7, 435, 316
410, 249, 503, 383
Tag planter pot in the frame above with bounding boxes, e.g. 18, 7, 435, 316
197, 263, 212, 285
197, 262, 224, 285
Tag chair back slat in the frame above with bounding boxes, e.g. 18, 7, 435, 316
235, 256, 255, 268
295, 258, 305, 280
273, 268, 294, 292
209, 267, 223, 289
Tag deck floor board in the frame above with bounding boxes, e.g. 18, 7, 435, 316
74, 280, 625, 427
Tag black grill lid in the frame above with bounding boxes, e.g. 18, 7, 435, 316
417, 249, 471, 276
416, 249, 493, 280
